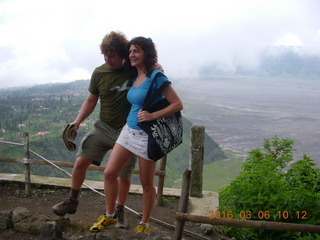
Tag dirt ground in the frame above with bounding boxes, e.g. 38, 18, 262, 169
0, 181, 229, 240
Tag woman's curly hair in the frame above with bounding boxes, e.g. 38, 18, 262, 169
128, 37, 158, 77
100, 31, 128, 59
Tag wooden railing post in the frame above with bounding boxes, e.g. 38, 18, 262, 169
173, 169, 192, 240
23, 132, 32, 196
156, 155, 167, 206
190, 125, 205, 197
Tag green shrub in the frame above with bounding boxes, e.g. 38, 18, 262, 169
218, 136, 320, 240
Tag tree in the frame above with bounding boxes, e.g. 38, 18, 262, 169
218, 136, 320, 240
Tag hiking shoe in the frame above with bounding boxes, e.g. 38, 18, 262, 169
134, 223, 151, 235
115, 207, 128, 229
51, 197, 79, 216
89, 214, 118, 232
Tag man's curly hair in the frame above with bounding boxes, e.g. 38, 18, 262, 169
128, 37, 158, 77
100, 31, 128, 59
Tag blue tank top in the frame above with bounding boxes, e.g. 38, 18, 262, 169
126, 70, 169, 129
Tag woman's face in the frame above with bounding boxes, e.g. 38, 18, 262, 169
129, 44, 145, 68
103, 52, 124, 69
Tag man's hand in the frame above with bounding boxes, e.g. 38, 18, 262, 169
153, 63, 164, 72
68, 121, 80, 135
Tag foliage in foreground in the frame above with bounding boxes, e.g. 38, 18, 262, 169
218, 136, 320, 240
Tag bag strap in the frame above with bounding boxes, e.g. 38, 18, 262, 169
142, 72, 171, 110
144, 71, 164, 101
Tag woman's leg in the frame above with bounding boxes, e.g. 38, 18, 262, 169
139, 157, 156, 223
104, 143, 132, 215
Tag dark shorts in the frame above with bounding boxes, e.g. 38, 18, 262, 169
77, 119, 136, 178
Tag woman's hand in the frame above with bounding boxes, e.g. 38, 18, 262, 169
138, 109, 154, 122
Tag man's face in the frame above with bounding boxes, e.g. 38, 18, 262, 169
104, 52, 124, 69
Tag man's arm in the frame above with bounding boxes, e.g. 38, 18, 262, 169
69, 93, 99, 132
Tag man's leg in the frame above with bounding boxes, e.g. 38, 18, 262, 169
115, 155, 136, 228
117, 155, 136, 205
114, 177, 131, 229
70, 156, 93, 197
117, 177, 131, 206
53, 119, 115, 218
71, 156, 93, 190
51, 156, 92, 216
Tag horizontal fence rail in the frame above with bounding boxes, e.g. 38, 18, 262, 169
0, 157, 166, 176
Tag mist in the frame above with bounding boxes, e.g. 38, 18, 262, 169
0, 0, 320, 88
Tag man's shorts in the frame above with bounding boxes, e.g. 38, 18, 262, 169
77, 119, 136, 178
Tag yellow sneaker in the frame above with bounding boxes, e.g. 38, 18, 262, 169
134, 223, 151, 235
89, 214, 118, 232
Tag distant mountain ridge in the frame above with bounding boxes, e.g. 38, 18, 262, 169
199, 45, 320, 79
0, 79, 90, 95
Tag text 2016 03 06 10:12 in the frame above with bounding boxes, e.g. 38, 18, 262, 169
208, 210, 308, 220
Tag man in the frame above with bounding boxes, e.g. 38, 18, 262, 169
52, 31, 136, 230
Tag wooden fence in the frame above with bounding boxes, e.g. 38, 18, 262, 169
0, 132, 167, 206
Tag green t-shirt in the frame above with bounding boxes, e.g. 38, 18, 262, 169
89, 63, 131, 129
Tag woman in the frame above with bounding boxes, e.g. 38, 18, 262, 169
90, 37, 183, 234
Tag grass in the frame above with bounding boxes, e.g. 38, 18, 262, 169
203, 150, 243, 192
169, 150, 244, 193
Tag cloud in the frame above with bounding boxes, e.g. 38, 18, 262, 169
0, 0, 319, 88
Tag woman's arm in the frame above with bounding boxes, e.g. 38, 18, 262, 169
138, 85, 183, 122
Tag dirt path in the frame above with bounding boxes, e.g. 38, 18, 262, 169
0, 181, 229, 239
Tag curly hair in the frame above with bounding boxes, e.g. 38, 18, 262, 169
100, 31, 129, 59
128, 37, 158, 77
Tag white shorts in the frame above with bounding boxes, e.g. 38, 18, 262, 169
116, 124, 153, 161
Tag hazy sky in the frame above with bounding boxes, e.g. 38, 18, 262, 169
0, 0, 319, 88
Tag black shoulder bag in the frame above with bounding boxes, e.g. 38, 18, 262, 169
138, 72, 183, 161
